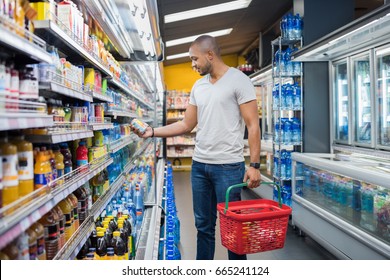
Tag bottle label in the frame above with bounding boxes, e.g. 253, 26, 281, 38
64, 166, 72, 174
57, 168, 64, 179
43, 224, 58, 241
34, 172, 51, 187
2, 154, 18, 187
19, 79, 29, 96
36, 235, 45, 257
29, 242, 38, 260
18, 151, 34, 180
76, 159, 88, 167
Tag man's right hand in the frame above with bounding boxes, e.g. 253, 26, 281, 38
130, 125, 153, 138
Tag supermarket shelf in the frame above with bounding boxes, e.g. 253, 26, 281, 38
0, 114, 54, 131
273, 142, 302, 150
273, 107, 303, 112
109, 78, 153, 110
0, 155, 113, 251
272, 37, 302, 46
39, 82, 93, 102
91, 91, 113, 103
109, 135, 137, 153
105, 110, 138, 119
0, 16, 52, 64
26, 130, 94, 144
89, 122, 114, 131
33, 20, 113, 78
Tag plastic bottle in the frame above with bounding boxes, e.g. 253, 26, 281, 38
53, 205, 65, 250
94, 131, 104, 147
60, 143, 72, 174
2, 241, 19, 260
34, 151, 51, 190
68, 193, 79, 230
282, 119, 292, 145
293, 83, 301, 109
73, 186, 87, 224
118, 221, 129, 260
0, 136, 19, 206
12, 135, 34, 199
284, 83, 293, 109
26, 227, 38, 260
58, 198, 74, 242
52, 145, 64, 186
39, 210, 60, 260
106, 248, 116, 260
112, 231, 126, 260
76, 141, 88, 168
280, 15, 287, 39
16, 231, 30, 260
30, 222, 46, 260
96, 230, 107, 260
291, 118, 301, 144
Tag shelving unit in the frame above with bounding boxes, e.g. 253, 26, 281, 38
271, 36, 304, 204
0, 0, 164, 261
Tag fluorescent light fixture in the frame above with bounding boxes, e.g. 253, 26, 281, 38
376, 47, 390, 56
166, 28, 233, 47
164, 0, 252, 23
166, 52, 189, 60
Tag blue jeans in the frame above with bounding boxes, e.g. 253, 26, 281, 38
191, 160, 247, 260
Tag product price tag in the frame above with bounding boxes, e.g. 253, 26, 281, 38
18, 118, 28, 129
31, 210, 41, 222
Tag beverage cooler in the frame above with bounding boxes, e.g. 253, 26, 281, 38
289, 5, 390, 259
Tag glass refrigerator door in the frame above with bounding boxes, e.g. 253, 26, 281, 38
260, 81, 274, 140
352, 54, 372, 145
377, 47, 390, 147
334, 61, 349, 143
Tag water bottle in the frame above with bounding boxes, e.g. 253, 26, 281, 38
281, 84, 287, 109
280, 15, 287, 39
285, 152, 292, 179
286, 14, 294, 39
292, 47, 301, 75
293, 14, 303, 39
282, 118, 292, 145
285, 83, 293, 109
274, 120, 280, 143
274, 49, 281, 74
291, 118, 301, 144
134, 185, 144, 235
284, 48, 293, 75
273, 150, 280, 178
273, 84, 280, 110
293, 83, 301, 109
280, 150, 287, 179
282, 185, 292, 207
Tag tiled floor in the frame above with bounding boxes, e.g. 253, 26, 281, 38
173, 171, 337, 260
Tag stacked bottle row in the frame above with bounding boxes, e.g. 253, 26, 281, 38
274, 118, 301, 145
274, 47, 302, 76
273, 184, 292, 207
273, 150, 293, 180
0, 183, 91, 259
159, 162, 181, 260
77, 158, 154, 260
280, 13, 303, 40
272, 83, 301, 110
297, 165, 390, 238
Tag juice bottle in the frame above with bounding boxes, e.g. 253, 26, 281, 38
74, 186, 87, 224
16, 232, 30, 260
2, 241, 19, 260
76, 141, 88, 168
39, 210, 60, 260
106, 248, 115, 260
118, 221, 129, 260
30, 222, 46, 260
53, 144, 64, 186
0, 137, 19, 206
26, 227, 38, 260
58, 198, 74, 242
60, 143, 72, 174
112, 231, 126, 260
34, 151, 51, 190
48, 147, 57, 186
53, 205, 65, 250
94, 131, 104, 147
67, 193, 79, 230
12, 135, 33, 199
96, 230, 107, 260
0, 251, 10, 260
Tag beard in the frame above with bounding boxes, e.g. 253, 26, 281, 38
198, 61, 212, 76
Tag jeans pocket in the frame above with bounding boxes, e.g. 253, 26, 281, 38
221, 162, 243, 170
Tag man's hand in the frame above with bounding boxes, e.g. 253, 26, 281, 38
130, 125, 153, 138
243, 167, 261, 189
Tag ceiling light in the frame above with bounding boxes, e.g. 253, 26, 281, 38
166, 28, 233, 47
164, 0, 252, 23
166, 52, 189, 60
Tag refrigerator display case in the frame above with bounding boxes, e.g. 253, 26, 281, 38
292, 152, 390, 259
377, 46, 390, 148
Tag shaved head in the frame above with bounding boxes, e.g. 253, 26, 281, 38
190, 35, 221, 57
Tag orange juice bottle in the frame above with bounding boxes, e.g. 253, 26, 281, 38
34, 151, 51, 189
67, 193, 79, 230
30, 222, 47, 260
12, 135, 34, 199
0, 137, 19, 206
58, 198, 74, 242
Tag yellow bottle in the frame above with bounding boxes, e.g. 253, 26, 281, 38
0, 137, 19, 206
57, 198, 74, 242
67, 193, 79, 230
12, 136, 34, 199
30, 222, 47, 260
53, 145, 64, 186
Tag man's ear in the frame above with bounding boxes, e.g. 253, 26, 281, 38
207, 50, 214, 60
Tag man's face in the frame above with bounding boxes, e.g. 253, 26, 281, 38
189, 44, 212, 76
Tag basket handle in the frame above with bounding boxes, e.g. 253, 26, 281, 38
224, 182, 282, 214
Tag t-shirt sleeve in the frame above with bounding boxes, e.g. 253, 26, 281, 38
235, 73, 256, 105
189, 83, 197, 106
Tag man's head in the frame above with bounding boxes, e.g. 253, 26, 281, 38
189, 35, 221, 76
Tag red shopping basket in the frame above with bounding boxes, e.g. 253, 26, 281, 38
217, 182, 292, 255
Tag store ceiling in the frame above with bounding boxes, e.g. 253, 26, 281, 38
156, 0, 385, 67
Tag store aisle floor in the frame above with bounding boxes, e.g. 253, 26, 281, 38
173, 171, 337, 260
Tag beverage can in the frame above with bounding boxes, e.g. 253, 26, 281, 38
131, 119, 148, 134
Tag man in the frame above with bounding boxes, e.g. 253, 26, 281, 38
131, 35, 261, 260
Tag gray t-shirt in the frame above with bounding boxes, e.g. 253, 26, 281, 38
189, 67, 256, 164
